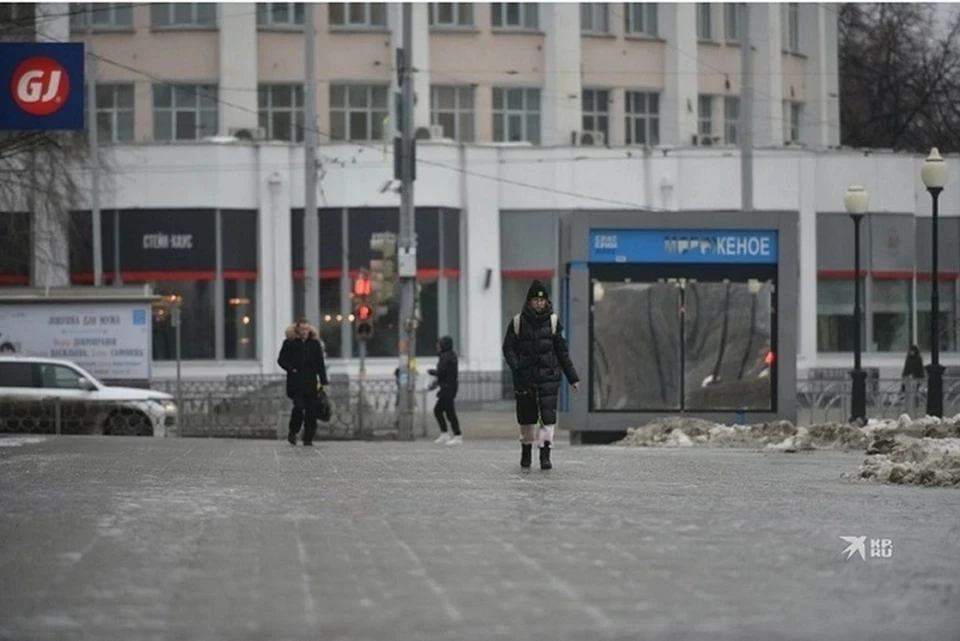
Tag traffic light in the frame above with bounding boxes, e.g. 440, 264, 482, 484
370, 232, 397, 305
353, 271, 375, 341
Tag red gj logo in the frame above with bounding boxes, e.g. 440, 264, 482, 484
11, 56, 70, 116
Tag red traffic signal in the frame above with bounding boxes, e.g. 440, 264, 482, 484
354, 273, 372, 297
356, 304, 374, 322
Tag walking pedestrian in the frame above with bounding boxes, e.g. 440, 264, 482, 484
502, 280, 579, 470
277, 318, 329, 446
428, 335, 461, 445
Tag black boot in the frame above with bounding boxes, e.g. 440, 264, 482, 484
520, 444, 532, 469
539, 442, 552, 470
287, 430, 297, 445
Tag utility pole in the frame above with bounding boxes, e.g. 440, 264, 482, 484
396, 2, 418, 439
739, 2, 753, 212
87, 3, 102, 286
303, 2, 321, 324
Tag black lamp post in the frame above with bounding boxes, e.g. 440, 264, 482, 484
844, 185, 869, 424
921, 148, 948, 418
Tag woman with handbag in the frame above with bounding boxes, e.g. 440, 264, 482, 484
277, 318, 329, 446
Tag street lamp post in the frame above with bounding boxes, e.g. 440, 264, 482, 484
844, 185, 869, 424
921, 148, 949, 418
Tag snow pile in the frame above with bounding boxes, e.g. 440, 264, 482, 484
0, 436, 46, 447
855, 436, 960, 487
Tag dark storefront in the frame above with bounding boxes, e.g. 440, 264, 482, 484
290, 207, 460, 358
0, 211, 30, 286
70, 208, 259, 361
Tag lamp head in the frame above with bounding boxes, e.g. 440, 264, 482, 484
844, 184, 869, 215
921, 147, 948, 190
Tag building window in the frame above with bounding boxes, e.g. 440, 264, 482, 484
153, 84, 219, 141
0, 3, 35, 34
624, 3, 657, 36
492, 87, 541, 144
492, 3, 538, 30
783, 101, 802, 142
256, 2, 305, 27
225, 280, 257, 360
328, 3, 387, 28
70, 3, 133, 29
784, 2, 800, 52
817, 279, 863, 352
430, 86, 475, 142
581, 89, 610, 141
152, 283, 216, 360
917, 280, 957, 353
624, 91, 659, 145
580, 3, 609, 34
292, 280, 343, 358
428, 3, 473, 28
873, 280, 911, 353
92, 84, 135, 143
724, 96, 739, 144
329, 84, 389, 142
696, 3, 712, 41
724, 2, 739, 43
151, 3, 217, 28
258, 84, 305, 142
697, 95, 713, 136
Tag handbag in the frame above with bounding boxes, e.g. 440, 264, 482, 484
316, 386, 332, 423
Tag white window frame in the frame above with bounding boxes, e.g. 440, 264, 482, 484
428, 3, 474, 28
151, 3, 218, 29
256, 2, 305, 28
94, 83, 135, 143
783, 101, 802, 142
698, 95, 714, 136
724, 96, 739, 145
580, 3, 609, 34
784, 3, 800, 53
329, 84, 390, 142
492, 87, 541, 144
624, 3, 657, 37
696, 3, 712, 41
581, 88, 610, 140
152, 84, 219, 142
724, 3, 739, 43
624, 90, 660, 146
70, 2, 133, 29
491, 3, 538, 30
430, 86, 475, 142
258, 84, 305, 143
328, 3, 387, 29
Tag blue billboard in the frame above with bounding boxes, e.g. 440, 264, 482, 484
589, 228, 779, 264
0, 42, 85, 131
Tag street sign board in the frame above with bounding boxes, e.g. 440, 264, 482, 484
0, 42, 86, 130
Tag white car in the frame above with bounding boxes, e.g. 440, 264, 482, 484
0, 356, 177, 437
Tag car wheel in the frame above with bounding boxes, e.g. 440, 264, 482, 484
103, 410, 153, 436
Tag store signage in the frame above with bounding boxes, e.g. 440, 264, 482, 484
142, 233, 194, 250
0, 43, 85, 130
589, 229, 779, 264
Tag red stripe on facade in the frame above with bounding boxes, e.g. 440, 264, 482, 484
819, 270, 960, 280
502, 269, 555, 279
0, 275, 29, 285
291, 268, 460, 280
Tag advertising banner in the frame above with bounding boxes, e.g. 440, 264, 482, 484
0, 303, 152, 380
0, 42, 85, 130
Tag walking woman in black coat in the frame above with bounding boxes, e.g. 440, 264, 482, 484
277, 318, 329, 446
502, 280, 580, 470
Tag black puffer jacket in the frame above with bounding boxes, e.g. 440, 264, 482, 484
277, 323, 329, 399
428, 335, 459, 398
502, 283, 579, 408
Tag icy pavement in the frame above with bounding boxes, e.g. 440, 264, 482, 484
0, 436, 958, 641
619, 414, 960, 487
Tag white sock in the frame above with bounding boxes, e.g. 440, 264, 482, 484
539, 424, 555, 447
519, 424, 536, 444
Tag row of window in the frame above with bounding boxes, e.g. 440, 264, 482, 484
90, 82, 804, 146
65, 2, 801, 52
817, 279, 959, 354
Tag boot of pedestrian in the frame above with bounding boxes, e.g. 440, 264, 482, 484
539, 442, 552, 470
520, 443, 532, 469
287, 430, 297, 445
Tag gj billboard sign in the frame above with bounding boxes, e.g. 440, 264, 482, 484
589, 229, 779, 264
0, 43, 85, 130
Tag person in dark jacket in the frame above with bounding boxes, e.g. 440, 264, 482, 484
427, 335, 461, 444
902, 344, 925, 380
502, 280, 579, 470
277, 318, 329, 446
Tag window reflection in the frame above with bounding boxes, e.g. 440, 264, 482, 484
225, 279, 257, 360
151, 281, 216, 360
292, 278, 342, 358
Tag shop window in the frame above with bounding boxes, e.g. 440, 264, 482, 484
916, 280, 957, 353
817, 279, 863, 352
225, 279, 257, 360
151, 281, 216, 360
417, 280, 440, 357
872, 280, 911, 353
292, 279, 343, 358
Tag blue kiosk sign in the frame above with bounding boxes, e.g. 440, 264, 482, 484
589, 229, 779, 264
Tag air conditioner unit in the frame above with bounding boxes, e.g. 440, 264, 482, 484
414, 124, 447, 140
571, 130, 605, 146
228, 127, 267, 141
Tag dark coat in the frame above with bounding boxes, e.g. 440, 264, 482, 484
277, 324, 329, 399
902, 350, 925, 380
428, 335, 459, 398
502, 299, 579, 414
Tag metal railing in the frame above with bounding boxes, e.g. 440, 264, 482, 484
796, 377, 960, 425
